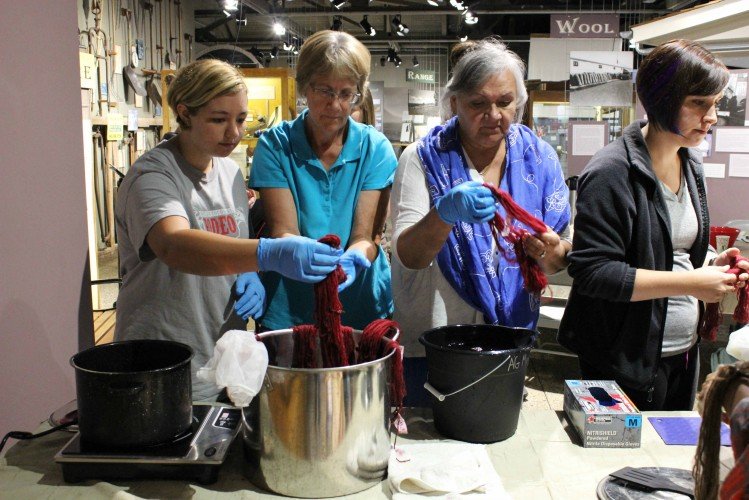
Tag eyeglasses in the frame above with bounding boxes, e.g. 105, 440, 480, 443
311, 86, 361, 105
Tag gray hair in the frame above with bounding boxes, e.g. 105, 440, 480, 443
441, 38, 527, 122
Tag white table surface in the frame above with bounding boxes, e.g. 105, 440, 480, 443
0, 407, 734, 499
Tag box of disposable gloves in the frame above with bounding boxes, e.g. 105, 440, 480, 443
564, 380, 642, 448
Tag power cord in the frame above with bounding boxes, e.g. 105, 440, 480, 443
0, 421, 77, 454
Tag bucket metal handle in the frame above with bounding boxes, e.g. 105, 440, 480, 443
424, 354, 512, 402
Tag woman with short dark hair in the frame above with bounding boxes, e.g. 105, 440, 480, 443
558, 40, 749, 411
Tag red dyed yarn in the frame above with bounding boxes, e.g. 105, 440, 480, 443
358, 319, 406, 418
699, 255, 749, 341
292, 325, 318, 368
483, 184, 549, 294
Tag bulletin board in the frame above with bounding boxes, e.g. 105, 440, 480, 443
567, 121, 609, 177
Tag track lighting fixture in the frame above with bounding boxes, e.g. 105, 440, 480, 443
283, 38, 293, 51
249, 47, 265, 61
330, 0, 347, 9
380, 56, 387, 67
270, 46, 279, 59
427, 0, 444, 5
412, 56, 419, 67
450, 0, 466, 11
359, 16, 376, 36
464, 10, 478, 25
331, 16, 343, 31
391, 15, 409, 36
272, 20, 286, 36
386, 47, 402, 67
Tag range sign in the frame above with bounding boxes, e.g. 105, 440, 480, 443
406, 68, 436, 83
551, 14, 619, 38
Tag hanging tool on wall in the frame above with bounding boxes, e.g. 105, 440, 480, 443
165, 0, 175, 69
88, 0, 110, 116
92, 130, 108, 248
184, 33, 192, 65
174, 0, 182, 68
144, 2, 162, 108
133, 0, 144, 63
105, 0, 120, 108
122, 2, 147, 98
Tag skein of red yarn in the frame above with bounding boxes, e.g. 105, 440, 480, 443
699, 255, 749, 341
358, 319, 406, 414
483, 184, 549, 294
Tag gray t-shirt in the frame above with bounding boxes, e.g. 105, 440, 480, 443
658, 174, 699, 356
114, 138, 250, 400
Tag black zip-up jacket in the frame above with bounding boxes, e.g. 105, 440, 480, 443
558, 120, 710, 392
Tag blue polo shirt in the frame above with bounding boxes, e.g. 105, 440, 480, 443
249, 109, 397, 330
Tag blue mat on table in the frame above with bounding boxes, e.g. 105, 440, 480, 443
648, 416, 730, 446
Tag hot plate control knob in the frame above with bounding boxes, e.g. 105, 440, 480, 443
204, 446, 217, 457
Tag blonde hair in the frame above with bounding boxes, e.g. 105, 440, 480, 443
694, 362, 749, 499
295, 30, 371, 94
352, 87, 375, 126
167, 59, 247, 129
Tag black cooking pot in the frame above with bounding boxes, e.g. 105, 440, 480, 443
71, 340, 193, 448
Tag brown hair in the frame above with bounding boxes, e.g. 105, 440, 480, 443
694, 362, 749, 499
295, 30, 371, 95
351, 87, 375, 126
167, 59, 246, 129
450, 40, 478, 68
636, 39, 728, 133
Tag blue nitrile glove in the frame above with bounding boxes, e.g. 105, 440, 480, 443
434, 181, 496, 225
234, 272, 265, 321
337, 248, 371, 292
256, 236, 342, 283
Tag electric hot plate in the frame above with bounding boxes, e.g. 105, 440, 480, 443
54, 404, 241, 484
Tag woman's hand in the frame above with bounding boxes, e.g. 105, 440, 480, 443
523, 227, 569, 274
434, 181, 496, 225
690, 265, 738, 303
234, 272, 265, 320
714, 248, 749, 288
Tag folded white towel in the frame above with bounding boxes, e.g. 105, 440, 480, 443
388, 442, 511, 499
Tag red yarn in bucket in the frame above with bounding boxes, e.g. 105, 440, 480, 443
288, 235, 407, 422
483, 184, 549, 294
699, 255, 749, 341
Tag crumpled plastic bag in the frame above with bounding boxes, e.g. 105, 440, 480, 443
727, 324, 749, 362
197, 330, 268, 407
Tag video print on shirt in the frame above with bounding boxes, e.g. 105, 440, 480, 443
195, 208, 246, 237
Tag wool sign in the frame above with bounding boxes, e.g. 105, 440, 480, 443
551, 14, 619, 38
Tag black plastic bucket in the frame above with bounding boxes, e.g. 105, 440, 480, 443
419, 324, 535, 443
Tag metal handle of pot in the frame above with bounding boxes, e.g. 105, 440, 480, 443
424, 354, 512, 402
108, 381, 145, 395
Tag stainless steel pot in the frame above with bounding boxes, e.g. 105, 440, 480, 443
241, 329, 395, 498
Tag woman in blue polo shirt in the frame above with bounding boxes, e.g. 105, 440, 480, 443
249, 30, 397, 331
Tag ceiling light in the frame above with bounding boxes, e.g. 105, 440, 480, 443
330, 0, 346, 9
427, 0, 443, 5
458, 32, 468, 42
270, 46, 279, 59
359, 15, 376, 36
412, 56, 419, 67
450, 0, 466, 11
391, 15, 409, 36
283, 40, 293, 51
331, 16, 343, 31
272, 20, 286, 36
464, 11, 478, 24
220, 0, 239, 11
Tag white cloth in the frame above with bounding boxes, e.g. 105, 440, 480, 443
727, 324, 749, 361
196, 330, 268, 407
388, 442, 511, 499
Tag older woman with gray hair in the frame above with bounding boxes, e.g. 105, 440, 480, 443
249, 30, 397, 331
390, 38, 571, 405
